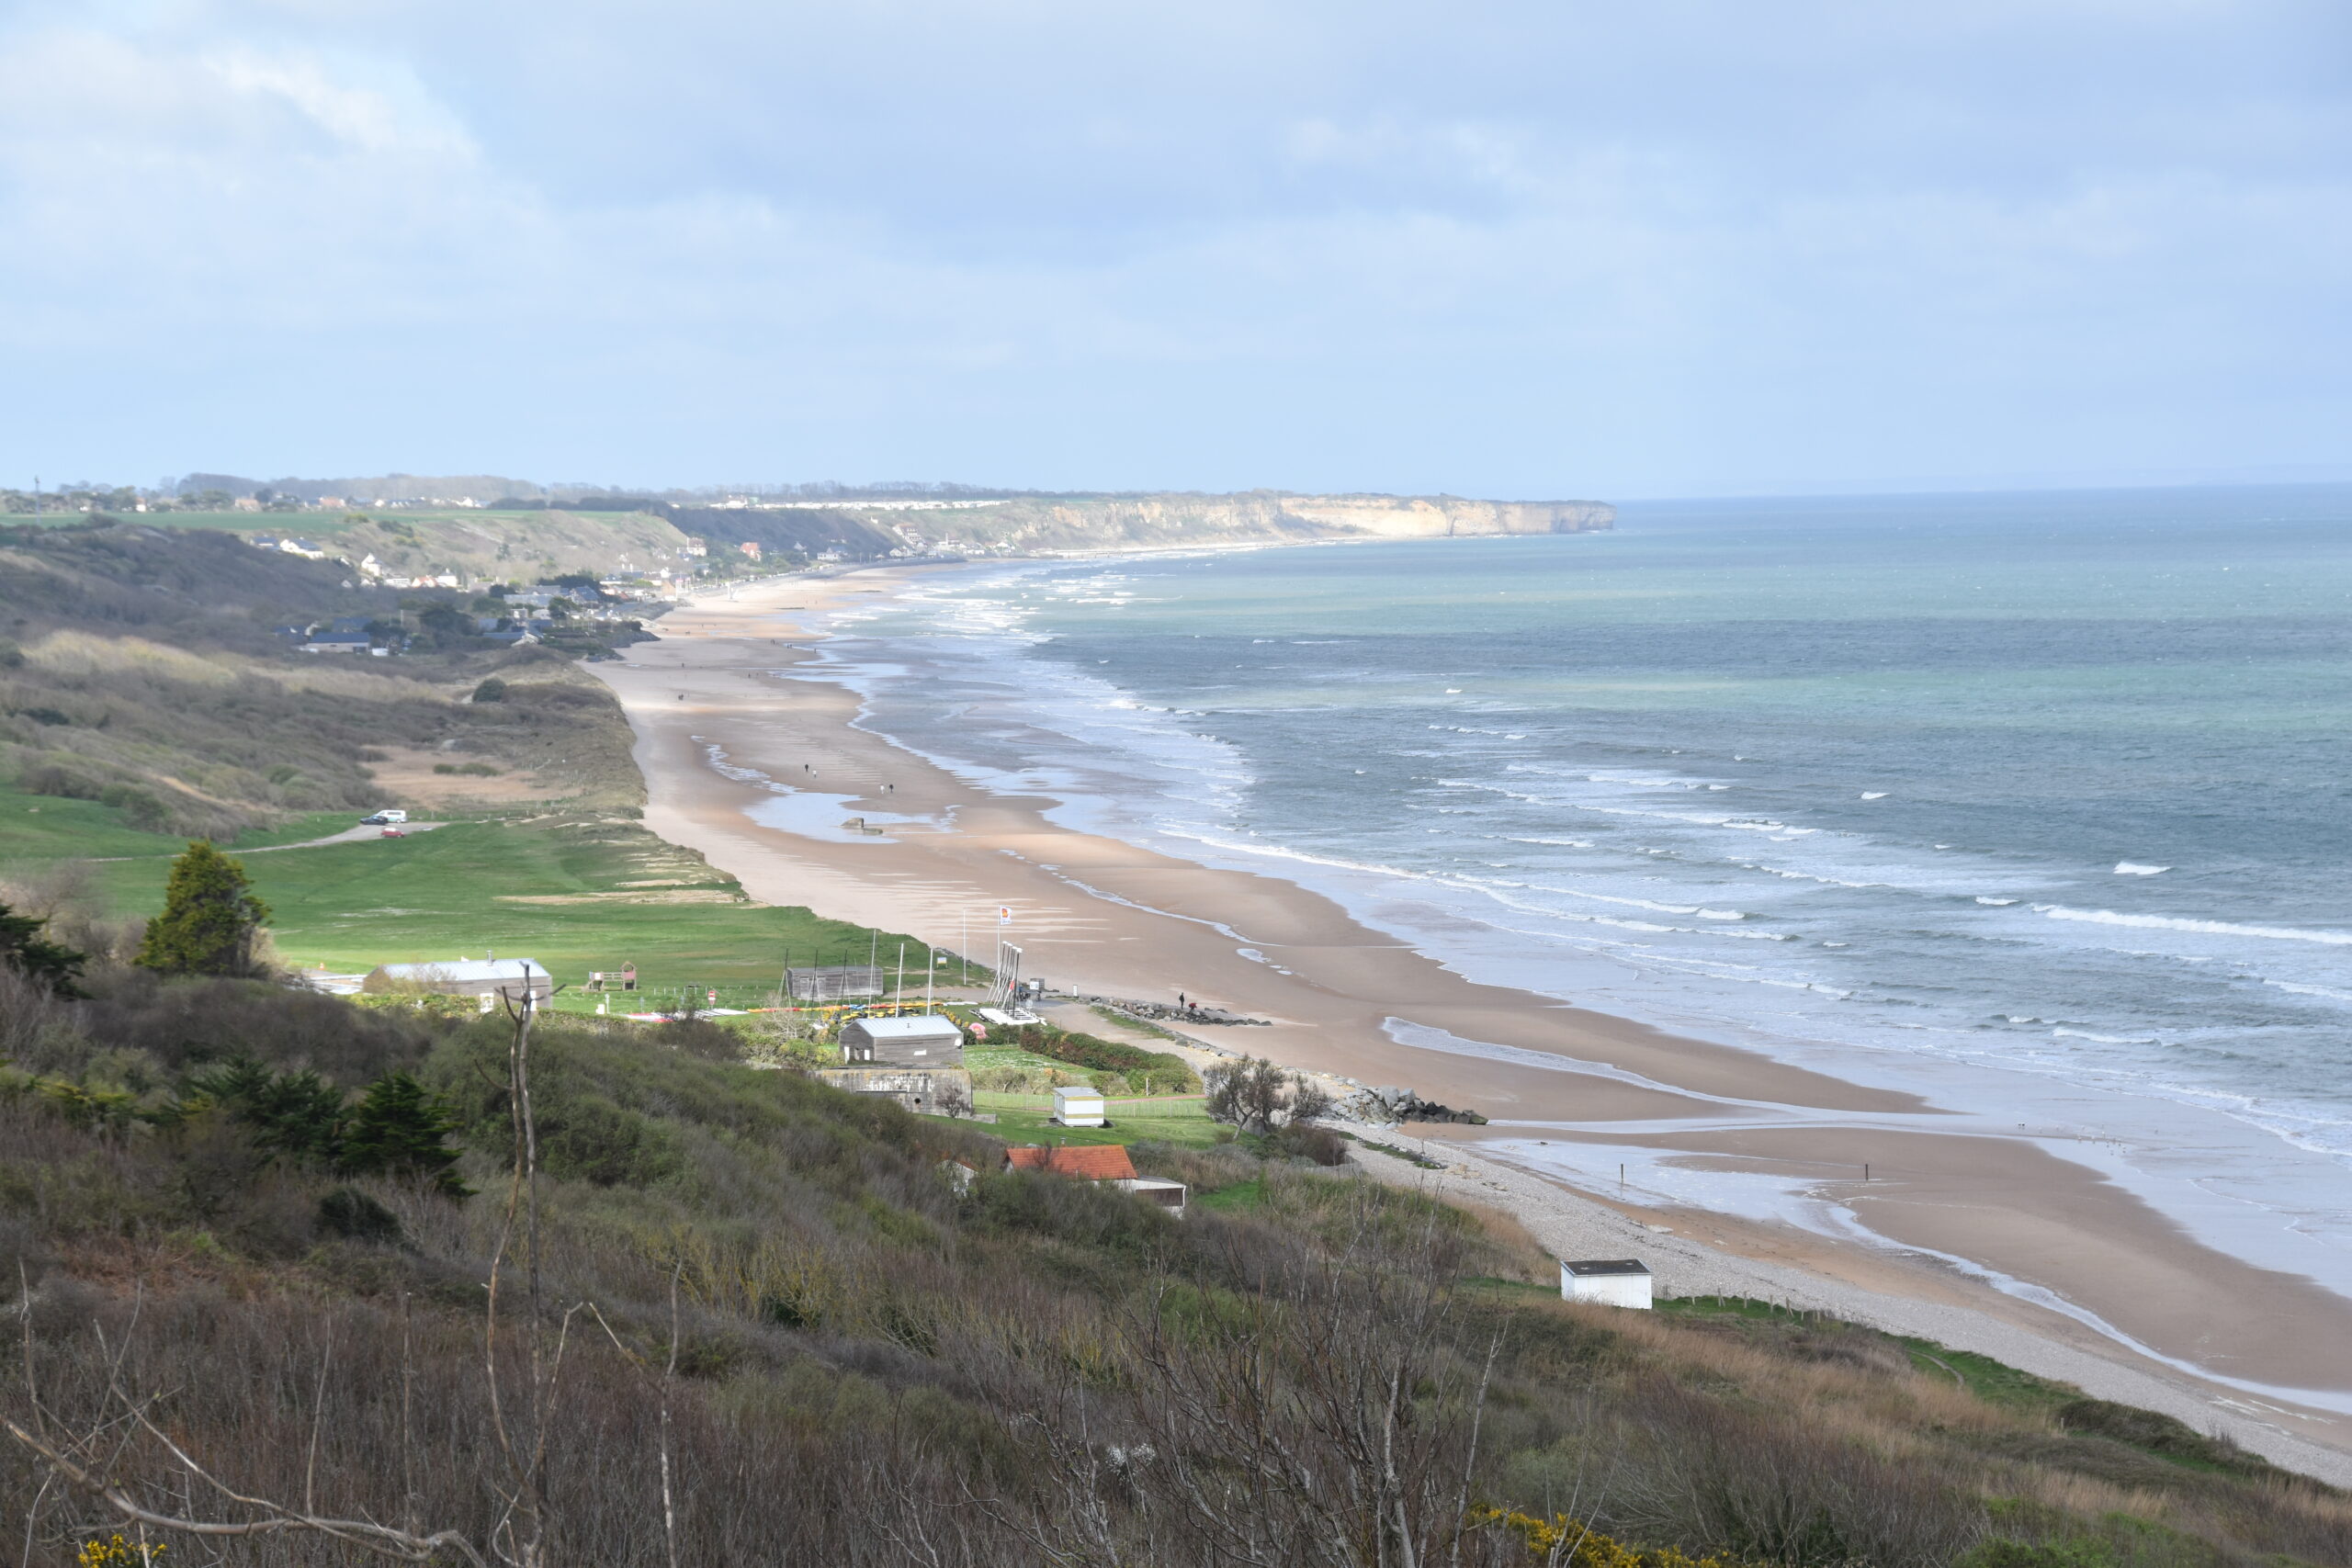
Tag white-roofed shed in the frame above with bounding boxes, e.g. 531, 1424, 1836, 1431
368, 959, 554, 1005
839, 1014, 964, 1067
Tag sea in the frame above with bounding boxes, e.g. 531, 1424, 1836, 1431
797, 485, 2352, 1342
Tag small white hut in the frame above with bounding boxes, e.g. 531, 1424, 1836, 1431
1560, 1258, 1653, 1309
1051, 1085, 1107, 1127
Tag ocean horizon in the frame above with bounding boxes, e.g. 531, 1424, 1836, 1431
795, 482, 2352, 1319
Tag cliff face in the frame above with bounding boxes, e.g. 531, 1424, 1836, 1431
949, 492, 1613, 553
1277, 495, 1614, 538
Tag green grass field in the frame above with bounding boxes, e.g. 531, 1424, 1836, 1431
972, 1093, 1223, 1149
0, 789, 358, 864
69, 812, 936, 993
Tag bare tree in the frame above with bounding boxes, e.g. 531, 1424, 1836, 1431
1204, 1057, 1291, 1134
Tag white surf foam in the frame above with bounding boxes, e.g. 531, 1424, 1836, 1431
2037, 906, 2352, 945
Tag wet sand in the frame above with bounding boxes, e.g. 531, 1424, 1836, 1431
596, 569, 2352, 1463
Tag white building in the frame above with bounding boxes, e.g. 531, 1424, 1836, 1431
1051, 1085, 1107, 1127
367, 959, 555, 1008
1560, 1258, 1653, 1309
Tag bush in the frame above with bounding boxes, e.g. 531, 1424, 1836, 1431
469, 677, 507, 703
1273, 1121, 1349, 1167
1009, 1024, 1198, 1092
19, 762, 99, 799
316, 1185, 403, 1245
98, 783, 171, 831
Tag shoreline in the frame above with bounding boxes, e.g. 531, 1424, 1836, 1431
597, 565, 2352, 1479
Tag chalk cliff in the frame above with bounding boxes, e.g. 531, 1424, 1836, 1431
939, 491, 1613, 553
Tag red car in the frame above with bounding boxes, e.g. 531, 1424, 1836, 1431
380, 827, 407, 839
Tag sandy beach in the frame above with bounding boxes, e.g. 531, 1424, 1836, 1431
598, 567, 2352, 1481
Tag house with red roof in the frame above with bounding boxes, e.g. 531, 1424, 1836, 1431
977, 1145, 1187, 1216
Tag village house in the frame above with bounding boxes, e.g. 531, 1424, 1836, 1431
997, 1145, 1187, 1216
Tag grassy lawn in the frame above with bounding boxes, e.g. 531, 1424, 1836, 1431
1655, 1296, 2074, 1410
974, 1093, 1227, 1150
0, 788, 358, 865
4, 788, 956, 1005
85, 814, 937, 993
1196, 1174, 1268, 1212
965, 1042, 1086, 1077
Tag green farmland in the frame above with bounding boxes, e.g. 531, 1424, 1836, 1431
65, 807, 939, 997
0, 789, 360, 864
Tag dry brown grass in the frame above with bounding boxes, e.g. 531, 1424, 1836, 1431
7, 992, 2349, 1568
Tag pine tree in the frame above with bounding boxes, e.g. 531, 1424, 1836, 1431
340, 1071, 469, 1196
0, 900, 87, 997
187, 1056, 346, 1161
134, 841, 272, 977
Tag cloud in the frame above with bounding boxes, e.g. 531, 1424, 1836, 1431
0, 0, 2345, 492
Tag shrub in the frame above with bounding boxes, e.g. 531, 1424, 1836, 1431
0, 901, 86, 998
98, 783, 171, 831
339, 1071, 469, 1195
1273, 1120, 1348, 1167
315, 1185, 404, 1245
1009, 1024, 1199, 1092
19, 761, 99, 799
469, 677, 507, 703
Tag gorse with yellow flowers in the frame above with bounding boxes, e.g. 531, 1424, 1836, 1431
75, 1534, 165, 1568
1471, 1507, 1759, 1568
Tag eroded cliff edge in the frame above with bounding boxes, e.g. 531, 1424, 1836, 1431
916, 491, 1614, 554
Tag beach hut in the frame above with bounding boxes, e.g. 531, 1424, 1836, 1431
1560, 1258, 1653, 1309
1051, 1085, 1107, 1127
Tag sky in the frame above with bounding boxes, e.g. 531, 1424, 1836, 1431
1, 1, 2346, 499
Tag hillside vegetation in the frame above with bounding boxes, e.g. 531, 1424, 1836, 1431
1, 961, 2346, 1567
0, 521, 640, 843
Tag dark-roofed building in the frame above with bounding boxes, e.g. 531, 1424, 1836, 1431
814, 1012, 972, 1116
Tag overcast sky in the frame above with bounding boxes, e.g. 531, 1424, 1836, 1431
2, 1, 2346, 498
